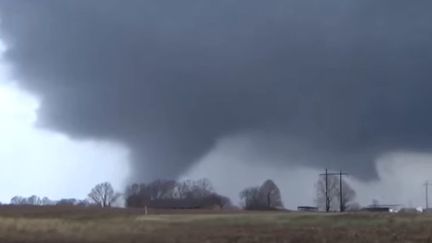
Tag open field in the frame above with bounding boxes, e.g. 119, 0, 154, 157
1, 206, 432, 243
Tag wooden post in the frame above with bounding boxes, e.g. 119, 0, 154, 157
339, 170, 343, 212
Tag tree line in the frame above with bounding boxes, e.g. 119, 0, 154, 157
8, 176, 357, 211
125, 178, 231, 209
10, 195, 90, 206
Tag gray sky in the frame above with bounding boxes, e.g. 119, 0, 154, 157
0, 42, 129, 202
183, 133, 432, 209
0, 1, 432, 207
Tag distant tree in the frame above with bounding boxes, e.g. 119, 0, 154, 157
240, 179, 283, 210
175, 180, 193, 199
10, 195, 43, 205
199, 193, 232, 209
240, 186, 261, 209
27, 195, 41, 205
41, 197, 55, 206
178, 178, 214, 199
147, 179, 177, 200
190, 178, 214, 198
126, 178, 229, 209
126, 183, 150, 208
10, 196, 25, 205
259, 179, 284, 209
174, 179, 214, 200
56, 198, 78, 206
76, 200, 91, 207
315, 175, 356, 211
88, 182, 119, 207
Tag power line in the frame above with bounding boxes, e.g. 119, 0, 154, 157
319, 169, 348, 212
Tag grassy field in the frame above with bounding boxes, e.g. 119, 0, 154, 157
0, 206, 432, 243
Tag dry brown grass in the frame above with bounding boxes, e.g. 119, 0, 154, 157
0, 206, 432, 243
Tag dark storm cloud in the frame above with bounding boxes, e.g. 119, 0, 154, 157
0, 0, 432, 180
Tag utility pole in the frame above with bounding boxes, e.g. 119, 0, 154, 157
338, 170, 348, 212
320, 169, 348, 212
325, 168, 329, 212
424, 181, 432, 210
339, 170, 343, 212
319, 169, 330, 212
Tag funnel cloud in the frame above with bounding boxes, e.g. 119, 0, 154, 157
0, 1, 432, 181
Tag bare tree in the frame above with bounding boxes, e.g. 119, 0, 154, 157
175, 179, 214, 199
56, 198, 78, 206
126, 183, 150, 208
88, 182, 119, 207
148, 179, 177, 200
125, 178, 227, 209
175, 180, 193, 199
27, 195, 42, 205
41, 197, 54, 205
315, 175, 356, 211
240, 179, 284, 210
10, 196, 25, 205
10, 195, 42, 205
189, 178, 214, 199
259, 179, 283, 209
240, 186, 262, 209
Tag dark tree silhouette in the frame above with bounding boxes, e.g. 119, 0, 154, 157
240, 179, 284, 210
88, 182, 119, 207
240, 186, 261, 209
10, 195, 42, 205
259, 179, 284, 209
125, 178, 230, 209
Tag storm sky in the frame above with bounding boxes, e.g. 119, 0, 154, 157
0, 41, 129, 202
0, 0, 432, 208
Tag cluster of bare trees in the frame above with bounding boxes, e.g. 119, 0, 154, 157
238, 176, 357, 211
10, 195, 50, 205
10, 195, 90, 206
8, 176, 358, 211
10, 183, 120, 207
240, 179, 284, 210
125, 178, 231, 209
